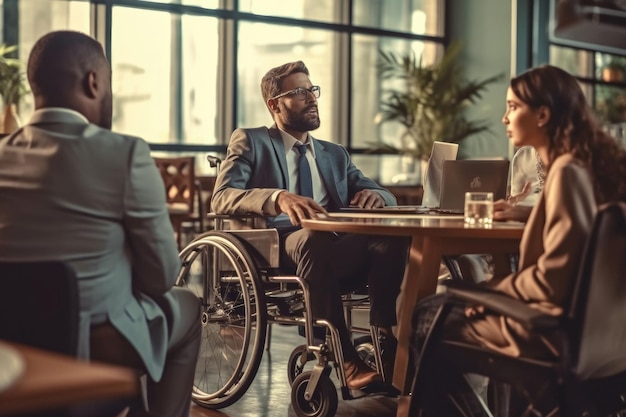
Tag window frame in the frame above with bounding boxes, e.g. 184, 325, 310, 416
86, 0, 446, 154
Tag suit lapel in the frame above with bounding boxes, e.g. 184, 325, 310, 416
312, 138, 342, 208
267, 125, 289, 189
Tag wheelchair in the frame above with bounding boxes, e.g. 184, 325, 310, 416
175, 212, 389, 417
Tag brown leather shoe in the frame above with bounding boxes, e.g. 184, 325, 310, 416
343, 357, 382, 390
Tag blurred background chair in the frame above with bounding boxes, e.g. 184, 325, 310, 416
153, 156, 205, 249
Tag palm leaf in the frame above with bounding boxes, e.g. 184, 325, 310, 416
0, 43, 28, 105
369, 40, 504, 159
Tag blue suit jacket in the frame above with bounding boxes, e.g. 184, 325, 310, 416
211, 126, 396, 218
0, 109, 180, 381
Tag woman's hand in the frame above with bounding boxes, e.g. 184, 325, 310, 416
493, 182, 534, 222
506, 182, 532, 205
465, 305, 485, 318
493, 200, 533, 222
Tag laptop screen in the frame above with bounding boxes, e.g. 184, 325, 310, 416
421, 141, 459, 207
438, 160, 510, 212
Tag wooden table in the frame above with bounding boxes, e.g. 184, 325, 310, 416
0, 342, 139, 416
302, 213, 525, 414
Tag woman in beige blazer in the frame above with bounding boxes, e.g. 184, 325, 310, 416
411, 65, 626, 416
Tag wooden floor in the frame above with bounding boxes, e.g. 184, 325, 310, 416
188, 325, 398, 417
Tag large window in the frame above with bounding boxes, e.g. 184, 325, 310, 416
525, 1, 626, 147
1, 0, 445, 177
5, 0, 91, 117
236, 21, 337, 141
110, 6, 220, 144
550, 46, 626, 127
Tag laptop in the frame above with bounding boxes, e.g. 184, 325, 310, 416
339, 141, 461, 215
438, 160, 510, 213
421, 141, 459, 207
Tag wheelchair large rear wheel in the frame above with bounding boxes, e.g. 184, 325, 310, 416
176, 231, 267, 409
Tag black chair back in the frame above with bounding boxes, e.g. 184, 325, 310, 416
570, 202, 626, 378
0, 261, 79, 355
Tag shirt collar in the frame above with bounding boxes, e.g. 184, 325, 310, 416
277, 128, 315, 158
28, 107, 90, 125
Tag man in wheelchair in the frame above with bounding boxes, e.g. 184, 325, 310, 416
210, 60, 409, 390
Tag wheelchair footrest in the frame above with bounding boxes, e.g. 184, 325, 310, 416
267, 292, 306, 316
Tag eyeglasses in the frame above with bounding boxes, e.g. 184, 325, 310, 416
270, 86, 321, 101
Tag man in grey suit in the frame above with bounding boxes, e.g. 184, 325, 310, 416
0, 31, 200, 417
211, 60, 408, 390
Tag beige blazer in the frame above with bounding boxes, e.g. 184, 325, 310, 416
465, 153, 596, 357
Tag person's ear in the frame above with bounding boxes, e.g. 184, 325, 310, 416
82, 70, 98, 99
536, 105, 550, 128
267, 98, 280, 114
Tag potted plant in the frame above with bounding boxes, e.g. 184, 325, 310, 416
601, 57, 626, 83
596, 86, 626, 124
368, 41, 503, 165
0, 43, 28, 132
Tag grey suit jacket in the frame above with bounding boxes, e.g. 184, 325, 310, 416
0, 109, 180, 381
211, 126, 396, 219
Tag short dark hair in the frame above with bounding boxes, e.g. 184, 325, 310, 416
260, 60, 309, 106
27, 30, 107, 98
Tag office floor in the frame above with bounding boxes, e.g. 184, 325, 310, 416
187, 324, 398, 417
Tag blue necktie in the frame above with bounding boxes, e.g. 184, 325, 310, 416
295, 144, 313, 198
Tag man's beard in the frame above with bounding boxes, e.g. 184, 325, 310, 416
283, 104, 320, 133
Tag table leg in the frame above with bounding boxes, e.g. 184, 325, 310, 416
393, 236, 443, 417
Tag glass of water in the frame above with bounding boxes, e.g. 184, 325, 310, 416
464, 192, 494, 225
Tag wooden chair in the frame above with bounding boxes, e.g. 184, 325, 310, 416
153, 156, 205, 249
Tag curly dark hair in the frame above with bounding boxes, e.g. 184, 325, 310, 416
510, 65, 626, 204
260, 61, 309, 116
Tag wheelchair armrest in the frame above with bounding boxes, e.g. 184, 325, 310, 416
206, 212, 265, 220
206, 212, 269, 230
441, 280, 562, 332
206, 154, 222, 168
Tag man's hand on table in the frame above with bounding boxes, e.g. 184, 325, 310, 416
349, 190, 385, 209
276, 192, 328, 226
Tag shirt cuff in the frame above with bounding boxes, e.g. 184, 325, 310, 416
263, 189, 285, 215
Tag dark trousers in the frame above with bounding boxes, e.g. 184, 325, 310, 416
282, 228, 409, 361
90, 288, 201, 417
410, 293, 487, 416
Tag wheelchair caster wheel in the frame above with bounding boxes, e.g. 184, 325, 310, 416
288, 344, 316, 385
291, 371, 338, 417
